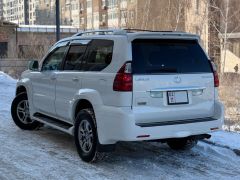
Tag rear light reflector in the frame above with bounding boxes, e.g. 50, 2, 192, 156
113, 62, 132, 91
210, 127, 219, 131
137, 135, 150, 138
213, 71, 219, 87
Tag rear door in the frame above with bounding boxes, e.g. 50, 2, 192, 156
80, 39, 118, 106
132, 39, 215, 124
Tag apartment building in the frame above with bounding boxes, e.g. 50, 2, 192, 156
61, 0, 107, 29
2, 0, 29, 24
35, 0, 56, 25
185, 0, 209, 51
1, 0, 55, 25
67, 0, 217, 61
61, 0, 83, 27
0, 0, 3, 20
28, 0, 36, 24
30, 0, 63, 25
64, 0, 187, 30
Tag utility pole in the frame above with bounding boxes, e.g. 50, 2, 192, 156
56, 0, 60, 41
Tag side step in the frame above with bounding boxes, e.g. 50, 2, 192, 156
33, 113, 74, 135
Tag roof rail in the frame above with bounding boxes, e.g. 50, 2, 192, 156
72, 29, 126, 36
124, 28, 186, 33
71, 28, 190, 38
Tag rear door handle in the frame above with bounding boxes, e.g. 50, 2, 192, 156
99, 78, 107, 82
72, 77, 79, 82
50, 76, 56, 80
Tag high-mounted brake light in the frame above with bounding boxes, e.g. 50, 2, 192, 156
113, 62, 132, 91
210, 61, 219, 87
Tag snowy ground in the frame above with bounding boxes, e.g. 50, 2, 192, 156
0, 71, 240, 180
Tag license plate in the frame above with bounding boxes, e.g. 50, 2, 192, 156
167, 91, 188, 105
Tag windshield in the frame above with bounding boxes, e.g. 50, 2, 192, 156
132, 39, 212, 74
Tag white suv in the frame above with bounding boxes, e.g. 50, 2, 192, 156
11, 29, 224, 162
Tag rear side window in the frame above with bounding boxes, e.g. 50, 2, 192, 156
132, 39, 212, 74
82, 39, 113, 71
64, 45, 87, 70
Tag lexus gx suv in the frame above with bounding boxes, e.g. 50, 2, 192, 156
11, 29, 224, 162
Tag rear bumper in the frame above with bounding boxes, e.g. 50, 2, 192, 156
96, 101, 224, 144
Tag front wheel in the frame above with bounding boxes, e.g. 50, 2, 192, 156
74, 108, 104, 162
167, 138, 198, 150
11, 93, 41, 130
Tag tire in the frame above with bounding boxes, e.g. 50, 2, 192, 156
167, 138, 198, 150
74, 108, 104, 162
11, 92, 41, 130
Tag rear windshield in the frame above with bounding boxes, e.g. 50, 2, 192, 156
132, 39, 212, 74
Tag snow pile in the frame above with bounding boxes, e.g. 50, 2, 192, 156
223, 124, 240, 133
0, 71, 16, 120
0, 71, 16, 83
209, 131, 240, 150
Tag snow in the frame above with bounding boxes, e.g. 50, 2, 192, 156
0, 71, 240, 180
208, 131, 240, 150
0, 71, 16, 82
0, 72, 16, 120
223, 124, 240, 133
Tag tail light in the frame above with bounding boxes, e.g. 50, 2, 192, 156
210, 61, 219, 87
113, 62, 132, 91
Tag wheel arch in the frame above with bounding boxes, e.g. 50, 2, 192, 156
16, 85, 27, 96
74, 99, 94, 120
72, 89, 104, 122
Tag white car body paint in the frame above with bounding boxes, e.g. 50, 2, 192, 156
15, 31, 224, 145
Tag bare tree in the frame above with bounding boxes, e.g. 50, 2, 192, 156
124, 0, 188, 31
209, 0, 240, 73
17, 33, 55, 60
174, 0, 186, 31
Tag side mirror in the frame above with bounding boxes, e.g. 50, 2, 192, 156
210, 56, 215, 62
28, 60, 39, 71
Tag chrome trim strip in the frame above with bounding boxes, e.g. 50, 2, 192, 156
136, 117, 217, 127
147, 86, 206, 92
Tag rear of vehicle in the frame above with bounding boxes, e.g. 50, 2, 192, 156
101, 33, 224, 144
131, 38, 218, 126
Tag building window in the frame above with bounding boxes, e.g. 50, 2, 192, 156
121, 10, 127, 19
94, 14, 99, 21
109, 12, 118, 20
102, 14, 106, 22
233, 42, 240, 58
87, 0, 92, 8
0, 42, 8, 58
87, 16, 92, 25
80, 3, 84, 10
108, 0, 117, 8
129, 10, 134, 18
102, 0, 107, 8
195, 0, 200, 14
195, 26, 200, 35
80, 17, 85, 25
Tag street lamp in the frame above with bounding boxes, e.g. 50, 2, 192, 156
56, 0, 60, 41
